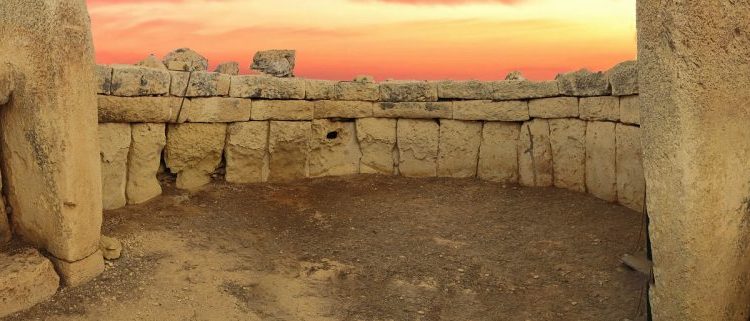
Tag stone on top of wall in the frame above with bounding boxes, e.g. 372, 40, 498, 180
314, 100, 373, 119
136, 54, 167, 70
251, 50, 296, 77
305, 79, 336, 100
356, 118, 397, 175
453, 100, 528, 121
607, 60, 638, 96
178, 98, 252, 123
436, 80, 492, 100
215, 61, 240, 75
252, 100, 314, 121
95, 65, 112, 95
490, 80, 560, 101
171, 71, 231, 97
556, 69, 611, 97
110, 65, 170, 97
165, 123, 227, 190
504, 71, 525, 81
334, 80, 380, 101
580, 96, 619, 121
230, 75, 305, 99
98, 96, 181, 123
380, 81, 438, 102
163, 48, 208, 72
528, 97, 579, 119
374, 102, 452, 119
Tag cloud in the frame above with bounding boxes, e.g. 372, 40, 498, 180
354, 0, 522, 5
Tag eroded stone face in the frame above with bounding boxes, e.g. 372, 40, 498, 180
453, 100, 528, 121
374, 102, 452, 119
585, 121, 616, 201
549, 118, 586, 192
397, 119, 439, 177
380, 81, 438, 102
305, 79, 336, 100
230, 75, 305, 99
556, 69, 611, 97
225, 122, 269, 184
98, 96, 181, 123
334, 81, 379, 101
356, 118, 397, 175
252, 100, 314, 121
490, 80, 559, 101
268, 121, 311, 181
528, 97, 579, 119
436, 80, 492, 100
309, 120, 362, 177
99, 123, 132, 210
437, 120, 482, 178
95, 65, 112, 95
518, 119, 553, 187
214, 61, 240, 75
314, 100, 373, 119
251, 50, 296, 77
607, 60, 638, 96
110, 65, 170, 96
163, 48, 208, 72
477, 122, 520, 183
127, 123, 166, 205
136, 54, 167, 69
178, 98, 252, 123
0, 248, 59, 318
580, 96, 619, 121
171, 71, 231, 97
165, 123, 227, 190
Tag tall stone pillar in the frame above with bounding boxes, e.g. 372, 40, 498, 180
0, 1, 103, 284
638, 2, 750, 320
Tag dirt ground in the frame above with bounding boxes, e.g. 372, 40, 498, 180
5, 175, 648, 321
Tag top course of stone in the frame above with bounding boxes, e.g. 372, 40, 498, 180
97, 48, 638, 100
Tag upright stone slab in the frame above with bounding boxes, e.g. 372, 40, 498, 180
615, 124, 645, 212
356, 118, 397, 175
268, 121, 311, 181
0, 248, 60, 318
165, 123, 227, 190
477, 122, 520, 183
225, 122, 269, 184
518, 119, 553, 187
437, 120, 482, 178
585, 121, 616, 202
127, 123, 166, 205
397, 119, 439, 177
0, 1, 104, 279
99, 123, 131, 210
309, 120, 362, 177
548, 118, 586, 192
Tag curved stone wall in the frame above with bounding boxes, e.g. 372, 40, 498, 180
95, 60, 644, 213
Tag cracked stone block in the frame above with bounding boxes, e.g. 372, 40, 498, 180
397, 119, 439, 177
165, 123, 227, 190
585, 121, 617, 202
518, 119, 553, 187
225, 122, 269, 184
309, 119, 362, 177
127, 123, 166, 205
437, 120, 482, 178
268, 121, 311, 181
549, 118, 586, 192
99, 123, 131, 210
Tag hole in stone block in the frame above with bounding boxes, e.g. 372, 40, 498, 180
326, 131, 339, 140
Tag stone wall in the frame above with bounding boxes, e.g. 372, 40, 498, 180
95, 58, 644, 213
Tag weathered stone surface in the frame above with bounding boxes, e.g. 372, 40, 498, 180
397, 119, 439, 177
98, 96, 181, 123
0, 200, 9, 244
214, 61, 240, 75
165, 123, 227, 190
436, 80, 492, 100
380, 81, 438, 102
268, 121, 311, 181
437, 120, 482, 178
229, 75, 305, 99
490, 80, 560, 100
505, 71, 525, 81
100, 235, 122, 260
0, 63, 12, 105
356, 118, 397, 175
334, 81, 379, 101
310, 120, 362, 177
225, 122, 269, 184
99, 123, 131, 210
549, 118, 586, 192
556, 69, 611, 97
374, 102, 451, 119
51, 250, 105, 287
95, 65, 112, 95
477, 122, 520, 183
251, 50, 296, 77
305, 79, 336, 100
518, 119, 553, 187
453, 100, 528, 121
619, 95, 640, 125
607, 60, 638, 96
170, 71, 231, 97
528, 97, 579, 118
252, 100, 314, 120
110, 65, 170, 96
615, 124, 644, 212
0, 248, 59, 318
353, 75, 374, 83
136, 54, 166, 69
314, 100, 373, 119
127, 123, 166, 205
579, 96, 619, 121
585, 121, 616, 202
163, 48, 208, 72
178, 98, 251, 123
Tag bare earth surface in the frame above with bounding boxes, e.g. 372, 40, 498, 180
5, 175, 647, 321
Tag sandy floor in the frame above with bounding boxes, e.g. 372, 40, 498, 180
5, 175, 648, 321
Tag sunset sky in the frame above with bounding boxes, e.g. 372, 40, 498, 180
88, 0, 636, 80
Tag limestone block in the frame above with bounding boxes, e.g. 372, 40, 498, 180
51, 250, 105, 287
453, 100, 528, 121
549, 118, 586, 192
99, 123, 131, 210
437, 120, 482, 178
619, 95, 640, 125
251, 50, 296, 77
580, 96, 619, 121
556, 69, 611, 97
356, 118, 397, 174
95, 65, 112, 95
334, 81, 379, 101
252, 100, 314, 120
127, 123, 166, 205
110, 65, 170, 96
309, 120, 362, 177
505, 71, 525, 81
98, 96, 181, 123
528, 97, 579, 118
305, 79, 336, 100
518, 119, 553, 187
314, 100, 373, 119
616, 124, 645, 212
225, 122, 269, 184
374, 102, 452, 119
136, 54, 166, 69
397, 119, 439, 177
585, 121, 617, 202
607, 60, 638, 96
165, 123, 227, 190
0, 201, 9, 244
229, 75, 305, 99
178, 98, 252, 123
477, 122, 520, 183
163, 48, 208, 72
0, 248, 59, 318
170, 71, 231, 97
490, 80, 560, 100
380, 81, 438, 102
436, 80, 492, 100
268, 121, 311, 181
215, 61, 240, 75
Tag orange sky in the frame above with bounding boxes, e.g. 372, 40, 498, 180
88, 0, 636, 80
